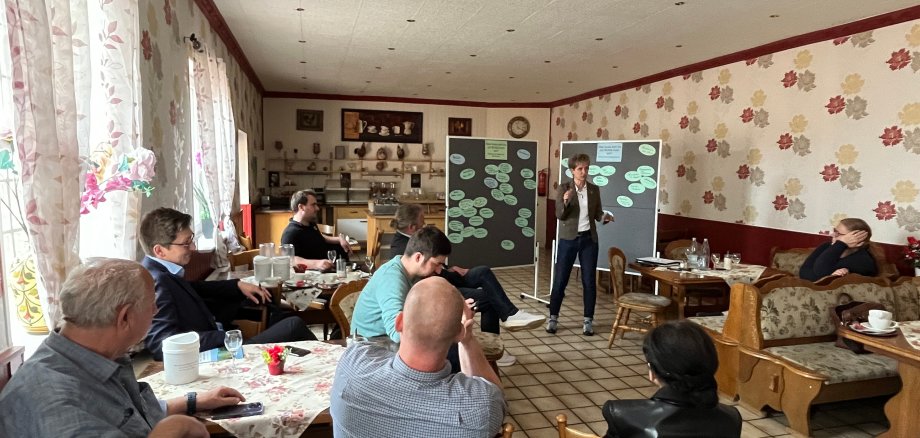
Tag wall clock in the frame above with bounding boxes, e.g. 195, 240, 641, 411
507, 116, 530, 138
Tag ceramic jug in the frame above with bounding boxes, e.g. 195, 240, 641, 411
358, 120, 368, 133
403, 121, 414, 135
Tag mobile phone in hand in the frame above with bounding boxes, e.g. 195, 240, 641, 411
208, 402, 264, 420
287, 346, 310, 357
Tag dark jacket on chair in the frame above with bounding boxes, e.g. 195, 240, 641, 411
602, 386, 741, 438
142, 256, 244, 360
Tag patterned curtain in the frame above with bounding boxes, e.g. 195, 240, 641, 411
190, 49, 236, 267
4, 0, 140, 327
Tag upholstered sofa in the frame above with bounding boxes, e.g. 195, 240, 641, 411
769, 244, 899, 280
735, 275, 920, 436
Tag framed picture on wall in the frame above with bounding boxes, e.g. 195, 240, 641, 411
296, 109, 324, 131
342, 109, 423, 143
448, 117, 472, 136
268, 171, 280, 187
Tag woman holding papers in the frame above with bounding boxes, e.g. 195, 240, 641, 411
547, 153, 615, 336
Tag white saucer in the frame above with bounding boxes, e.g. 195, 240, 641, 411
850, 321, 899, 335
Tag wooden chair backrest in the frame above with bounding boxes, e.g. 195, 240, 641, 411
228, 249, 260, 270
607, 247, 627, 301
663, 239, 692, 260
0, 346, 25, 392
318, 224, 335, 236
556, 413, 600, 438
330, 279, 369, 336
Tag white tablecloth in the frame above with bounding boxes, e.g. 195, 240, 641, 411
141, 341, 343, 437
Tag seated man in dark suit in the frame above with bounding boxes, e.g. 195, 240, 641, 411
140, 207, 315, 360
281, 190, 351, 270
389, 204, 544, 367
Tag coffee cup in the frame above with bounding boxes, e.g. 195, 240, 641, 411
868, 309, 894, 329
292, 272, 307, 282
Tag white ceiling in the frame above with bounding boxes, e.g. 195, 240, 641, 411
214, 0, 918, 104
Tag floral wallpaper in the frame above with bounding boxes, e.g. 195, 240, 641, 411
137, 0, 262, 216
550, 19, 920, 245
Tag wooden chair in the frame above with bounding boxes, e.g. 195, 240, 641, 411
318, 223, 335, 237
228, 249, 260, 270
237, 233, 253, 250
662, 239, 729, 315
556, 413, 600, 438
376, 232, 397, 268
329, 279, 369, 336
663, 238, 692, 260
608, 246, 670, 347
1, 346, 25, 392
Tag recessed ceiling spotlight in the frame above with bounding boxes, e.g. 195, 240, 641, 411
295, 7, 304, 11
413, 93, 418, 95
470, 54, 477, 57
568, 80, 573, 83
769, 14, 779, 18
536, 91, 540, 94
299, 61, 306, 64
427, 84, 432, 87
407, 19, 416, 22
506, 29, 515, 32
595, 37, 603, 41
375, 66, 382, 69
388, 47, 395, 51
544, 60, 551, 63
302, 87, 308, 90
298, 40, 306, 43
301, 76, 306, 79
612, 65, 619, 68
482, 88, 487, 91
674, 1, 685, 5
446, 71, 451, 74
675, 44, 683, 48
509, 76, 515, 79
365, 80, 371, 83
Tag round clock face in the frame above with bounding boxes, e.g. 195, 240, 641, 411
508, 116, 530, 138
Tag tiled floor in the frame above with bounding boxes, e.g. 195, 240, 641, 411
490, 251, 890, 438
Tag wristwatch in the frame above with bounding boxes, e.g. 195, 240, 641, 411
186, 392, 197, 415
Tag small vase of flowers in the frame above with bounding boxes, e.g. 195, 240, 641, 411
906, 236, 920, 276
262, 345, 288, 375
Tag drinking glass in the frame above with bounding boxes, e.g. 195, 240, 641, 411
730, 253, 741, 264
364, 256, 375, 273
224, 329, 243, 373
281, 243, 295, 262
259, 242, 275, 258
711, 253, 721, 269
327, 250, 338, 264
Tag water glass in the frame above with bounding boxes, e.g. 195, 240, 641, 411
327, 250, 338, 264
711, 253, 721, 269
364, 256, 375, 273
224, 329, 243, 373
259, 242, 275, 258
280, 244, 295, 264
686, 254, 700, 269
730, 253, 741, 264
336, 258, 347, 279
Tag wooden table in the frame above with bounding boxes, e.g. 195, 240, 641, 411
628, 263, 783, 319
838, 327, 920, 438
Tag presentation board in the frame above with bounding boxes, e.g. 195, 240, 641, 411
557, 140, 662, 272
445, 137, 538, 268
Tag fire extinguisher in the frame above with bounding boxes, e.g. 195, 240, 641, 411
537, 168, 548, 196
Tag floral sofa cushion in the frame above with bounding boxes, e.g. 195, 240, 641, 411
764, 342, 898, 384
688, 314, 726, 334
770, 248, 813, 275
340, 293, 360, 325
760, 283, 895, 340
891, 278, 920, 321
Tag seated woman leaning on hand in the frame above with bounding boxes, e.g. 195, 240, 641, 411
798, 217, 878, 282
602, 320, 741, 438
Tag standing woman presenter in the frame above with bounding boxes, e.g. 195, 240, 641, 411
547, 153, 614, 336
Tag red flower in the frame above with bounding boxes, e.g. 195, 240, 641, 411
682, 74, 692, 80
773, 195, 789, 211
777, 133, 793, 150
614, 105, 622, 116
833, 36, 850, 46
141, 30, 152, 60
781, 70, 798, 88
632, 122, 641, 134
736, 165, 751, 179
702, 191, 714, 204
679, 116, 689, 129
820, 164, 840, 182
880, 125, 903, 147
581, 111, 588, 121
873, 201, 897, 221
705, 139, 718, 153
596, 127, 603, 137
887, 49, 911, 71
709, 85, 721, 100
676, 164, 686, 178
656, 96, 665, 109
825, 96, 846, 114
740, 108, 754, 123
745, 58, 757, 66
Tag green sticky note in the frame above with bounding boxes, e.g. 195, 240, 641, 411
449, 190, 465, 200
499, 183, 514, 194
496, 173, 510, 183
461, 207, 477, 217
491, 189, 505, 201
485, 140, 508, 160
522, 227, 535, 237
448, 233, 463, 244
479, 208, 494, 219
523, 179, 537, 190
516, 149, 531, 160
599, 166, 616, 176
485, 164, 499, 175
624, 171, 641, 182
473, 197, 487, 208
448, 207, 462, 217
592, 176, 609, 186
459, 168, 475, 180
501, 240, 515, 250
588, 165, 601, 176
504, 194, 518, 206
518, 208, 532, 218
462, 226, 476, 238
520, 168, 534, 179
459, 199, 474, 209
483, 177, 498, 189
469, 216, 484, 226
628, 183, 646, 194
640, 176, 657, 189
498, 163, 513, 173
449, 154, 466, 165
514, 217, 529, 227
639, 144, 657, 156
448, 221, 464, 232
637, 165, 655, 177
473, 228, 488, 239
617, 195, 634, 207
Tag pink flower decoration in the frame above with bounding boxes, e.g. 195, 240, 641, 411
873, 201, 897, 221
773, 195, 789, 211
825, 96, 846, 114
880, 126, 903, 147
820, 164, 840, 182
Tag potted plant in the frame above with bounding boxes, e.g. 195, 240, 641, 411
906, 236, 920, 277
262, 345, 288, 375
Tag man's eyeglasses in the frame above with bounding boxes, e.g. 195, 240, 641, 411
165, 234, 196, 248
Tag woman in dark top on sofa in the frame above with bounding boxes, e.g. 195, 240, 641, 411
799, 218, 877, 281
602, 320, 741, 438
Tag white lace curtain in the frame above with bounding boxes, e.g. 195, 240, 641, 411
5, 0, 144, 328
189, 49, 237, 267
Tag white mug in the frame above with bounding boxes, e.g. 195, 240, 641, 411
868, 309, 894, 329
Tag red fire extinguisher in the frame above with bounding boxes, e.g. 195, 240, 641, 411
537, 168, 548, 196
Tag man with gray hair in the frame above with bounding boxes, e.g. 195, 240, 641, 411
332, 277, 505, 437
0, 258, 246, 437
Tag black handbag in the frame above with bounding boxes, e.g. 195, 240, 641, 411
830, 298, 885, 354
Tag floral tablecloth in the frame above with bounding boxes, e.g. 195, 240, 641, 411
140, 341, 343, 438
900, 320, 920, 350
654, 263, 767, 286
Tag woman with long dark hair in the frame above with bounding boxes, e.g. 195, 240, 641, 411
602, 321, 741, 438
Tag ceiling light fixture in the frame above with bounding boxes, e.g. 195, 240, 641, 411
295, 7, 304, 11
544, 60, 551, 63
674, 1, 685, 5
298, 40, 306, 43
300, 60, 307, 63
508, 76, 515, 79
446, 72, 451, 74
470, 54, 477, 57
769, 14, 780, 18
388, 47, 395, 50
407, 19, 416, 22
375, 66, 382, 69
506, 29, 515, 32
595, 38, 603, 41
612, 65, 619, 68
675, 44, 683, 48
183, 34, 204, 53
